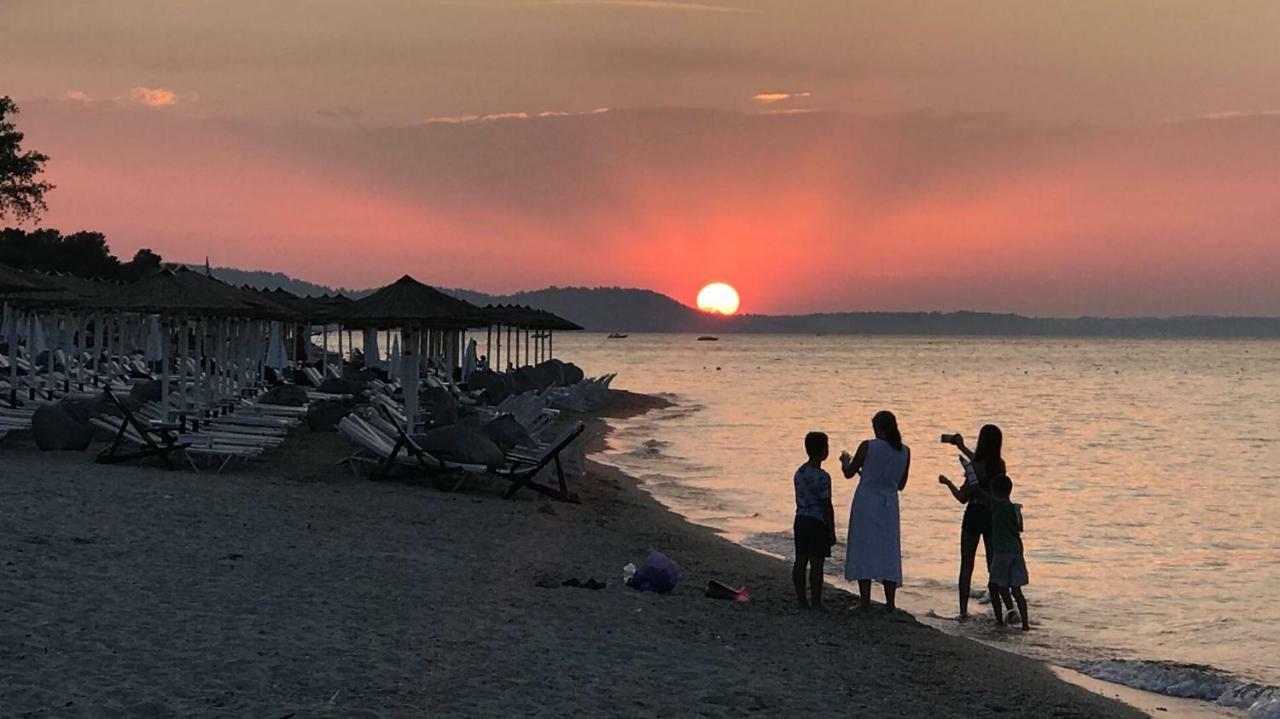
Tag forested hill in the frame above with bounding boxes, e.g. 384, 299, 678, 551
203, 266, 1280, 337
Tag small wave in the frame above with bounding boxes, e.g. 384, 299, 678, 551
1074, 659, 1279, 715
634, 438, 670, 456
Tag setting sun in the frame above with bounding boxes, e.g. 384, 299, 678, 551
696, 282, 741, 315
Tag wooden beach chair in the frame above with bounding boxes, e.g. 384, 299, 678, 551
498, 421, 586, 503
92, 388, 188, 469
336, 412, 487, 483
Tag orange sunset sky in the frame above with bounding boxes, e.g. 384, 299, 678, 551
3, 1, 1280, 316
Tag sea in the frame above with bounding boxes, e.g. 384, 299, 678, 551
556, 333, 1280, 717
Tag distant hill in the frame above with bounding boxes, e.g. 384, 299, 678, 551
198, 266, 367, 298
202, 266, 1280, 337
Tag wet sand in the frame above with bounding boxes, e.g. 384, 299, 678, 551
0, 390, 1143, 717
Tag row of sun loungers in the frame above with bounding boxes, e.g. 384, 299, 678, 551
90, 387, 301, 472
337, 407, 586, 502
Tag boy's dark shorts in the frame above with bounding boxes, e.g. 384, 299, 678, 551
794, 515, 833, 558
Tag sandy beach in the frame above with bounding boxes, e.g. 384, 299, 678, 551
0, 390, 1142, 718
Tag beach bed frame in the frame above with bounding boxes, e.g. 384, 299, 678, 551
92, 388, 188, 470
497, 421, 585, 503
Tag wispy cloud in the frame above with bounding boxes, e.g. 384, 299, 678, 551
434, 0, 754, 13
64, 90, 93, 103
1180, 109, 1280, 122
752, 92, 812, 104
127, 86, 180, 108
760, 108, 816, 115
422, 107, 609, 125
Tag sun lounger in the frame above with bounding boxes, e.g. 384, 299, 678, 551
92, 389, 189, 470
336, 412, 487, 483
498, 421, 586, 503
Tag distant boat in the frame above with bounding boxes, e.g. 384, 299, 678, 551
607, 333, 629, 339
697, 336, 719, 341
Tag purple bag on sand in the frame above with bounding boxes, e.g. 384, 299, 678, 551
629, 550, 682, 593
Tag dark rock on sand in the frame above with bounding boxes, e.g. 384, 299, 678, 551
421, 385, 459, 427
306, 401, 352, 432
414, 425, 506, 469
562, 363, 585, 384
129, 380, 163, 404
32, 400, 96, 451
481, 413, 535, 452
511, 367, 540, 394
537, 359, 567, 387
260, 384, 309, 407
317, 378, 364, 397
467, 370, 512, 404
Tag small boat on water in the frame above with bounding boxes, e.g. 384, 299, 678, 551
697, 336, 719, 341
607, 333, 629, 339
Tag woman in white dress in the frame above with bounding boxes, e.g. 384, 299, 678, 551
840, 411, 911, 611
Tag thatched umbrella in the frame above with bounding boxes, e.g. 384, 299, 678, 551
337, 275, 482, 427
0, 264, 58, 295
475, 304, 581, 368
87, 267, 300, 424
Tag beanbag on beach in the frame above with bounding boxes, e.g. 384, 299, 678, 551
413, 425, 506, 469
628, 550, 683, 594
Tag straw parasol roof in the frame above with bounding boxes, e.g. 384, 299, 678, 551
336, 275, 480, 328
476, 303, 582, 331
0, 263, 58, 295
0, 269, 116, 309
300, 292, 354, 323
89, 267, 298, 318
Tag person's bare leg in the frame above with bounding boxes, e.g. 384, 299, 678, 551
998, 587, 1014, 613
883, 581, 897, 612
959, 530, 979, 619
793, 556, 810, 608
1012, 587, 1029, 630
809, 561, 825, 609
992, 585, 1006, 625
857, 579, 872, 609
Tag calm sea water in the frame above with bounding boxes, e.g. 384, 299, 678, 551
557, 333, 1280, 713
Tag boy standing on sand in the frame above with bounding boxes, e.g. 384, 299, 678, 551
988, 474, 1031, 630
793, 432, 837, 609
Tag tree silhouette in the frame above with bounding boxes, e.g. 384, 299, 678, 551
0, 96, 55, 223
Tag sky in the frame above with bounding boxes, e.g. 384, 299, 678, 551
2, 0, 1280, 316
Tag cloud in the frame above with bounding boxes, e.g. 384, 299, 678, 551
63, 90, 93, 103
437, 0, 755, 13
1174, 109, 1280, 123
316, 106, 366, 121
421, 107, 609, 125
752, 92, 812, 104
127, 86, 179, 107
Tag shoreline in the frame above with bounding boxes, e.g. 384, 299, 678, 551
2, 389, 1142, 717
594, 391, 1258, 719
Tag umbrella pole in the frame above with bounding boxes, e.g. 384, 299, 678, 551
7, 309, 17, 406
160, 317, 171, 426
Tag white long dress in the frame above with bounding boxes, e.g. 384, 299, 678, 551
844, 438, 910, 584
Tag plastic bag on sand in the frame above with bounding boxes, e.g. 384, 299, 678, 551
627, 550, 682, 593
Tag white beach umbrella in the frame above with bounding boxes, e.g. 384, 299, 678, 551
389, 332, 401, 378
401, 329, 419, 428
463, 338, 477, 380
144, 315, 164, 362
30, 314, 47, 356
265, 321, 288, 369
366, 328, 381, 370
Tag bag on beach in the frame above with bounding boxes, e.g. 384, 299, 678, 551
627, 550, 683, 594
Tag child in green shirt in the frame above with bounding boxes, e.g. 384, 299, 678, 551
988, 474, 1030, 630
